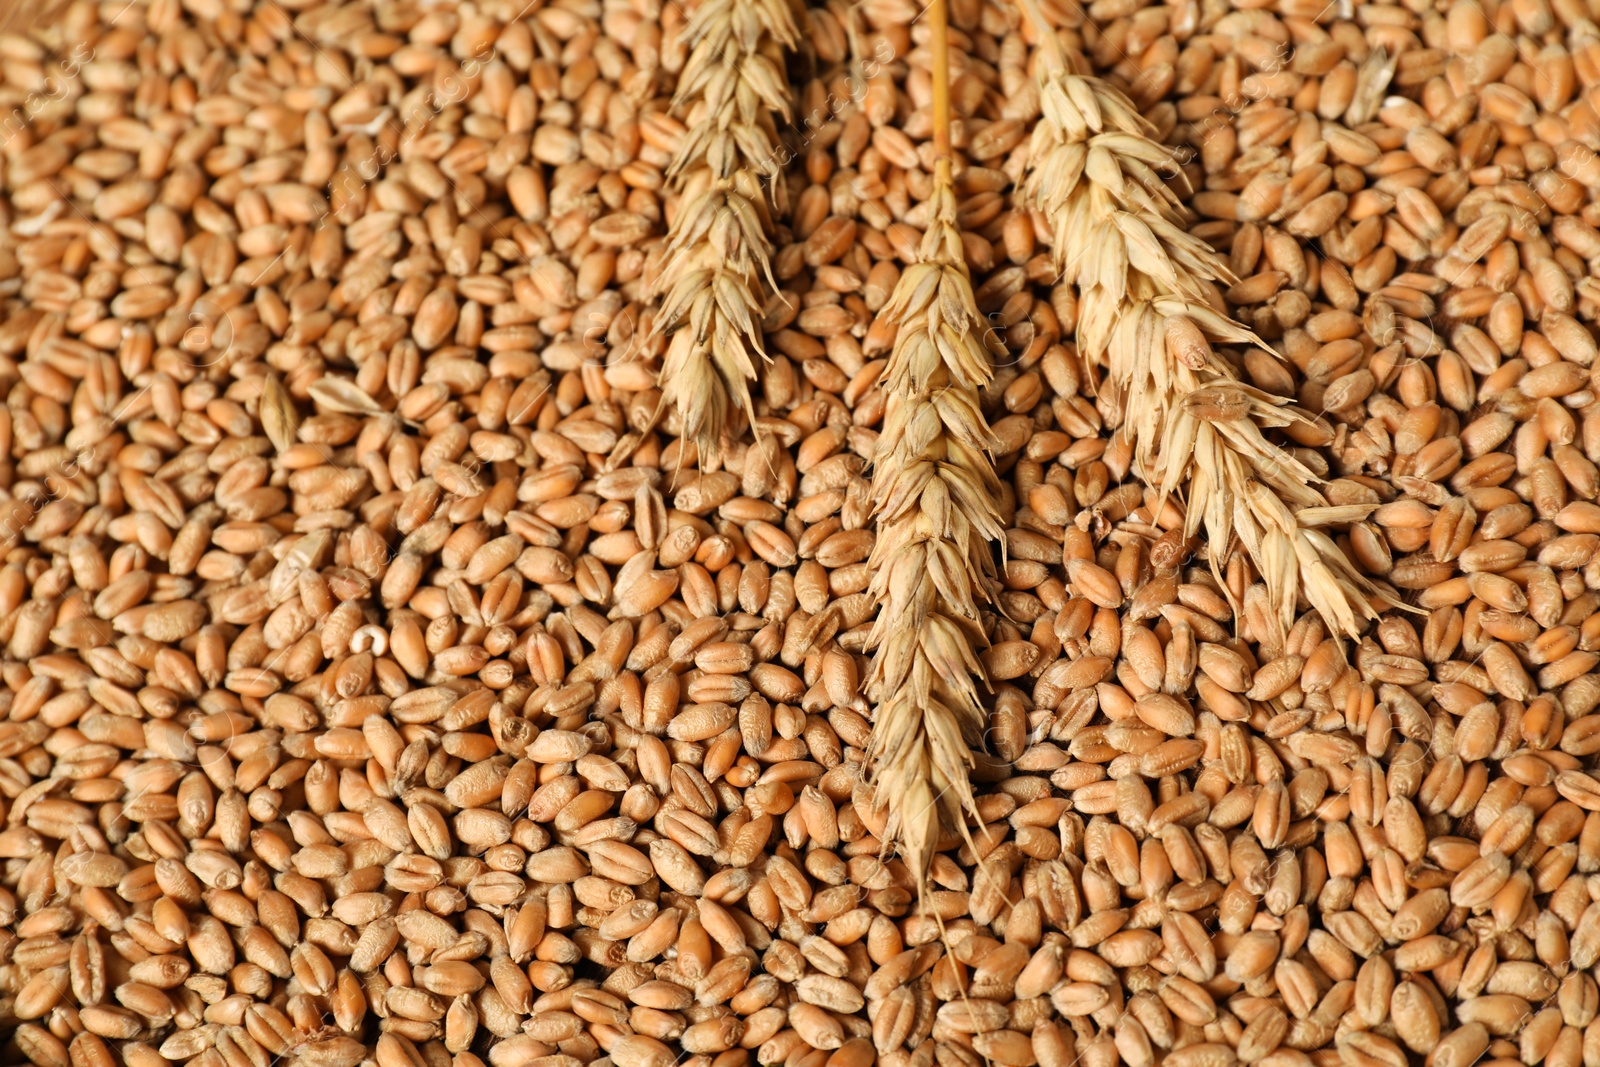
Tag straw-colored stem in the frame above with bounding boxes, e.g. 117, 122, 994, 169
930, 0, 952, 163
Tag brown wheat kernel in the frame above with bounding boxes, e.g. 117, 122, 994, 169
6, 4, 1600, 1067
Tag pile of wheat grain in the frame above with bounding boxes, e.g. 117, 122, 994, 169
3, 2, 1600, 1067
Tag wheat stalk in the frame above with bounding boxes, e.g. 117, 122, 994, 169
865, 0, 1003, 888
653, 0, 797, 462
1018, 21, 1384, 642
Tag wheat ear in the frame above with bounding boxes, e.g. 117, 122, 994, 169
654, 0, 797, 462
865, 0, 1004, 888
0, 0, 69, 35
1018, 19, 1383, 642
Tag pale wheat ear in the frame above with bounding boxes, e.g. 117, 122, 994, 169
653, 0, 797, 465
1015, 2, 1388, 645
864, 0, 1003, 891
0, 0, 68, 36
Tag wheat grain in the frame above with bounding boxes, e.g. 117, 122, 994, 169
259, 371, 299, 455
10, 1, 1600, 1066
653, 0, 798, 463
1019, 42, 1384, 642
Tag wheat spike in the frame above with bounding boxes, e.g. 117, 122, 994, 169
654, 0, 797, 462
0, 0, 68, 36
864, 0, 1005, 890
865, 154, 1006, 886
1019, 32, 1386, 643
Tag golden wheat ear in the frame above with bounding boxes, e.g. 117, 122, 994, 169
652, 0, 798, 465
0, 0, 69, 36
864, 0, 1004, 890
1014, 0, 1387, 644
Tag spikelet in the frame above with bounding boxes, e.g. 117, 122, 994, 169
654, 0, 797, 462
865, 166, 1005, 887
1021, 51, 1385, 643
